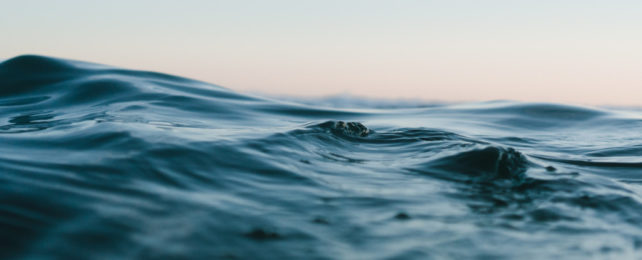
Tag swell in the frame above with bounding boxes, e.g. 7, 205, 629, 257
1, 55, 642, 259
0, 56, 375, 132
2, 55, 629, 128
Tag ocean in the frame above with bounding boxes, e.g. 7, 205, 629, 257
1, 55, 641, 259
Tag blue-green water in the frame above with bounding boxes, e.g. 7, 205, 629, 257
1, 55, 641, 259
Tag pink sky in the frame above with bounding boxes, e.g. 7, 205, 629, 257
2, 1, 641, 105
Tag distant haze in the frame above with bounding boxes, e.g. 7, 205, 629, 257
2, 0, 641, 105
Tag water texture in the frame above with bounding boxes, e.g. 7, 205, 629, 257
1, 55, 641, 259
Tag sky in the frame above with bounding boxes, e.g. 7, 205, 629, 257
2, 0, 641, 105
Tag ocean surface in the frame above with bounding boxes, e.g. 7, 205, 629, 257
1, 55, 641, 259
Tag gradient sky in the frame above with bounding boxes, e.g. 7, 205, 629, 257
2, 0, 641, 105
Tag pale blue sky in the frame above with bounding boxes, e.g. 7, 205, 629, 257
2, 0, 641, 105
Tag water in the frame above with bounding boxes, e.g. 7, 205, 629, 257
1, 55, 641, 259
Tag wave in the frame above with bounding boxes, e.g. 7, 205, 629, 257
1, 55, 642, 259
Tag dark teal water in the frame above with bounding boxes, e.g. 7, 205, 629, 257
1, 55, 641, 259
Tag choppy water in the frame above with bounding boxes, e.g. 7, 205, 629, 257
1, 55, 641, 259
